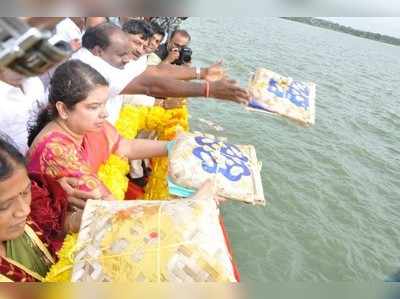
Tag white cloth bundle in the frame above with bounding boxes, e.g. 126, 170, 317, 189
169, 133, 265, 205
71, 199, 238, 282
248, 68, 316, 126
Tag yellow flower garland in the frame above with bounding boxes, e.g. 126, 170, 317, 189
115, 103, 189, 139
97, 154, 130, 200
114, 102, 189, 200
44, 100, 190, 282
144, 104, 189, 200
43, 234, 78, 282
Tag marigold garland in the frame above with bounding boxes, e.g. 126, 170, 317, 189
97, 154, 129, 200
43, 234, 78, 282
115, 103, 189, 139
114, 101, 189, 200
143, 103, 190, 200
44, 100, 190, 281
115, 105, 147, 139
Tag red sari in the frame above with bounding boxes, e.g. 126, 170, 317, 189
28, 173, 69, 254
26, 122, 123, 256
27, 122, 121, 197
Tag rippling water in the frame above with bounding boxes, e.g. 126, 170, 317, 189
182, 17, 400, 281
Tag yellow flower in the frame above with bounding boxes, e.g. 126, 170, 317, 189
44, 100, 190, 281
43, 234, 78, 282
143, 103, 190, 200
115, 105, 147, 139
97, 154, 130, 200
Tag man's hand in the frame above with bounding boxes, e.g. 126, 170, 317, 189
210, 78, 250, 105
204, 60, 225, 82
57, 177, 101, 209
163, 48, 180, 64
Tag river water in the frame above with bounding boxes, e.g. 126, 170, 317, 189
183, 17, 400, 281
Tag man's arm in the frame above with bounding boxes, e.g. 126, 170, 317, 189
145, 60, 224, 81
146, 64, 203, 80
121, 72, 205, 97
121, 71, 249, 104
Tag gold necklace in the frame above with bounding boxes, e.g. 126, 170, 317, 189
54, 119, 85, 150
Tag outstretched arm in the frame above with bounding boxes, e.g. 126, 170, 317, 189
145, 61, 224, 81
146, 64, 204, 80
116, 138, 168, 161
121, 72, 249, 105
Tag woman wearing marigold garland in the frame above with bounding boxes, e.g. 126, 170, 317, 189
0, 134, 217, 282
27, 60, 169, 233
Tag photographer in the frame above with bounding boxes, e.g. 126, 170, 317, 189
155, 29, 192, 66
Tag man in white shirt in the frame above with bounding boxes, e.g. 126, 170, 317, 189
52, 17, 108, 50
70, 22, 250, 187
71, 24, 147, 124
120, 19, 159, 107
0, 68, 46, 154
71, 23, 249, 124
53, 17, 85, 51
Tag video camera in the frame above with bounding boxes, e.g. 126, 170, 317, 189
175, 46, 192, 65
0, 17, 72, 76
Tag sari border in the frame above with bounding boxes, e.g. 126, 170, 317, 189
24, 224, 56, 265
2, 256, 44, 282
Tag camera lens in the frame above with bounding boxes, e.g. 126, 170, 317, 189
180, 47, 192, 63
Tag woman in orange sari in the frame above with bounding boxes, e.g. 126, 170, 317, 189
27, 60, 169, 233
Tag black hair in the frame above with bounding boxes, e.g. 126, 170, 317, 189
82, 22, 121, 50
122, 19, 153, 40
150, 21, 165, 39
170, 29, 191, 41
0, 133, 25, 182
28, 60, 108, 146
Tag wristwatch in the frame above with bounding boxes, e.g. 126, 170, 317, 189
195, 66, 201, 80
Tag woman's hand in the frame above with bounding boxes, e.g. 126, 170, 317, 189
58, 177, 102, 209
64, 209, 83, 233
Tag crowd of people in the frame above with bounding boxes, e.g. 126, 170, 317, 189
0, 17, 250, 281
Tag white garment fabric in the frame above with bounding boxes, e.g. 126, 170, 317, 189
71, 48, 147, 97
105, 96, 124, 125
147, 52, 162, 66
108, 17, 122, 28
130, 160, 144, 179
122, 94, 156, 107
0, 77, 46, 154
71, 48, 148, 124
44, 18, 82, 89
122, 55, 156, 107
53, 18, 83, 43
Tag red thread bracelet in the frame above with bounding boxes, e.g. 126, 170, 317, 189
204, 81, 210, 98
